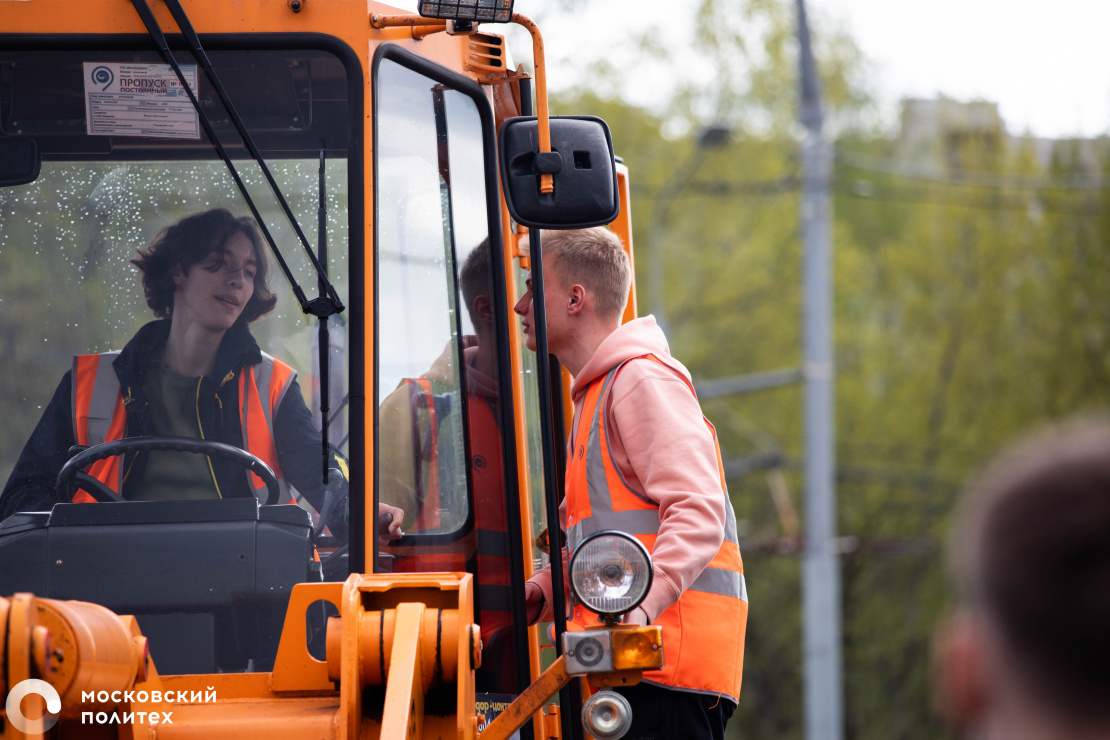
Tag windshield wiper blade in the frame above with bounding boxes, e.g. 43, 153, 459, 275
128, 0, 344, 319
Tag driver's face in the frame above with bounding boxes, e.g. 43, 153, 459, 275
173, 233, 257, 334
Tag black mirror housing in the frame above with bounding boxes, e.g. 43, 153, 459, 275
498, 115, 619, 230
0, 137, 40, 187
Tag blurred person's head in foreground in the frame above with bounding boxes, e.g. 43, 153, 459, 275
937, 418, 1110, 739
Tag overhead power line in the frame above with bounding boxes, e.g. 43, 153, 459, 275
723, 454, 963, 492
686, 178, 800, 196
634, 151, 1110, 197
836, 148, 1110, 191
696, 367, 803, 399
632, 175, 1104, 215
836, 182, 1106, 216
631, 177, 798, 198
737, 534, 936, 558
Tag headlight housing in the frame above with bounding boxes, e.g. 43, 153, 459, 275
568, 531, 653, 619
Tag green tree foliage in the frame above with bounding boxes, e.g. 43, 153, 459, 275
550, 2, 1110, 738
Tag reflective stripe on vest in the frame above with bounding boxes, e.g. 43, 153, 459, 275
406, 378, 442, 530
239, 352, 295, 503
565, 354, 747, 703
469, 393, 513, 636
390, 391, 513, 638
71, 352, 127, 501
72, 351, 294, 504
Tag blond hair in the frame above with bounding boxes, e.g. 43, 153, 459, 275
528, 227, 630, 321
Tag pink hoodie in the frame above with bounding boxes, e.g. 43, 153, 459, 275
528, 316, 729, 624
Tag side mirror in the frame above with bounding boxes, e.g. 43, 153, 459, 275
498, 115, 619, 230
0, 138, 41, 187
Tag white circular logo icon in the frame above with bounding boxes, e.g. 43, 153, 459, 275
6, 679, 61, 733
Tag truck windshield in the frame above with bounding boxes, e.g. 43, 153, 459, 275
0, 42, 357, 675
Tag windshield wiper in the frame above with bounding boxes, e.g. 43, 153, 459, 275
130, 0, 345, 489
128, 0, 344, 320
316, 141, 335, 486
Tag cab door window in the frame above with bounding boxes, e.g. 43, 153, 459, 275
373, 48, 527, 695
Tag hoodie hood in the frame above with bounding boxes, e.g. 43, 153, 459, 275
570, 316, 687, 402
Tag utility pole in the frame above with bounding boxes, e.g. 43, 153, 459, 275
797, 2, 843, 740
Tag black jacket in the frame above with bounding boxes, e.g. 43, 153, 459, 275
0, 320, 338, 520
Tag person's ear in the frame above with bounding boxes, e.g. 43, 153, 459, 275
567, 284, 586, 316
933, 612, 990, 731
474, 295, 494, 325
172, 264, 186, 288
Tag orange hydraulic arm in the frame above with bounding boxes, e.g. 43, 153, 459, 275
1, 593, 149, 738
2, 581, 663, 739
0, 576, 480, 740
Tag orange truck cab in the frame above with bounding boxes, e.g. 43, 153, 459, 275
0, 1, 652, 738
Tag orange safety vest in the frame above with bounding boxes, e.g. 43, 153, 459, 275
391, 390, 512, 637
469, 394, 512, 636
70, 351, 296, 504
407, 378, 442, 530
565, 354, 748, 703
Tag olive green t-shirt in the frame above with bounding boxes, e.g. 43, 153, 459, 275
129, 363, 221, 501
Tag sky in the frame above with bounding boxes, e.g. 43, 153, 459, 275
811, 0, 1110, 139
388, 0, 1110, 140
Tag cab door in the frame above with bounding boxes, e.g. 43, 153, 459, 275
371, 44, 533, 705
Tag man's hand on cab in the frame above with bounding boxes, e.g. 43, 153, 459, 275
524, 581, 544, 625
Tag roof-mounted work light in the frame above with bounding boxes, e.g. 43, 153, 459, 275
418, 0, 513, 23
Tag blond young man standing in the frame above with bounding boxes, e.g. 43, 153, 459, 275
513, 227, 747, 740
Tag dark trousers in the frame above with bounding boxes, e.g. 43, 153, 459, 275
614, 681, 736, 740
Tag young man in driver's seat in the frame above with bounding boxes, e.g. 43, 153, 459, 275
1, 208, 402, 542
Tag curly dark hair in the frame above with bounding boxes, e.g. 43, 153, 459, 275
131, 208, 278, 325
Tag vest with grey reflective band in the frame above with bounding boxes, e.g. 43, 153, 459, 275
564, 353, 748, 703
72, 351, 295, 503
469, 393, 513, 637
389, 391, 513, 640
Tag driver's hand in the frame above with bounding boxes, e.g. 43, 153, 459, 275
318, 469, 350, 541
377, 503, 404, 545
377, 503, 404, 543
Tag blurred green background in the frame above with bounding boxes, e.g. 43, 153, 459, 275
504, 1, 1110, 737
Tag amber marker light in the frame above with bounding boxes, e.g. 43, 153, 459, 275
610, 626, 663, 671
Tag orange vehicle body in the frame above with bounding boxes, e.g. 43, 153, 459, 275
0, 0, 648, 738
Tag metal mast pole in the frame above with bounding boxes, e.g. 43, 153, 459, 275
797, 2, 843, 740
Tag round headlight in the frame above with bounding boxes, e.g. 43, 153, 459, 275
581, 690, 633, 740
569, 531, 653, 618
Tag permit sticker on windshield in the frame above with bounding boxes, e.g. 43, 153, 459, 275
83, 62, 200, 139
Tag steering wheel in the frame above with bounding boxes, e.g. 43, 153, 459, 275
56, 436, 281, 506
